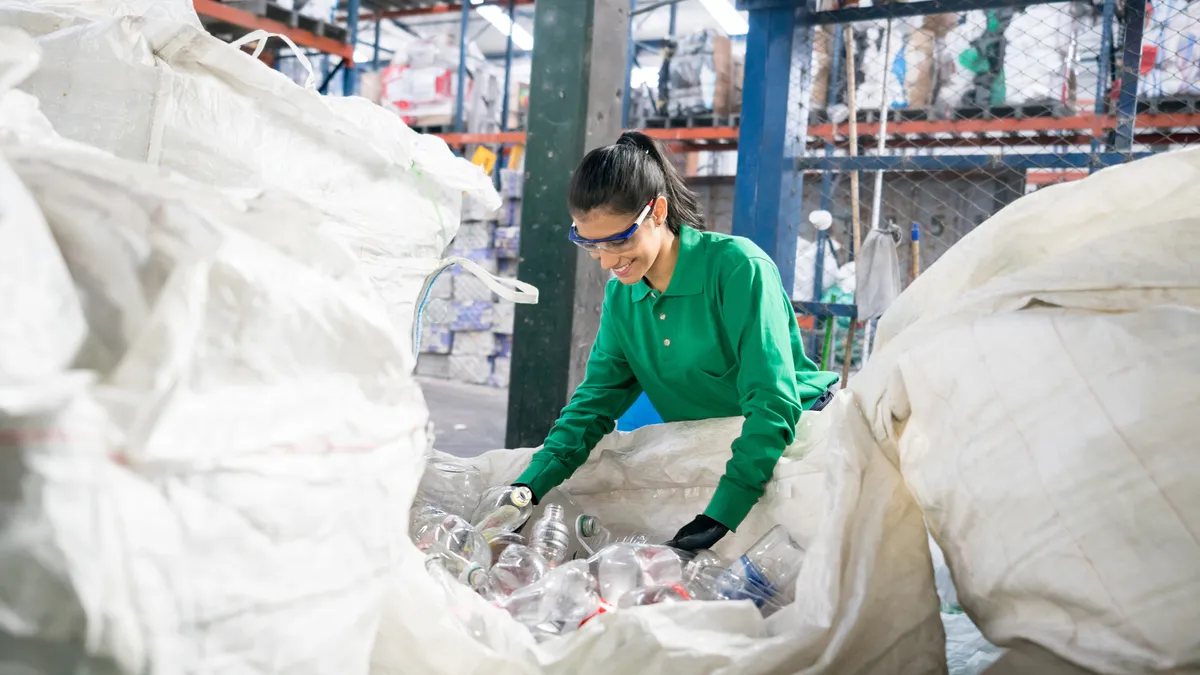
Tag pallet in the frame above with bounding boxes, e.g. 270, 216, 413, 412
1131, 95, 1200, 115
643, 113, 742, 129
810, 106, 931, 125
949, 101, 1073, 120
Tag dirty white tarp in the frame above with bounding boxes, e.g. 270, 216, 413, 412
853, 148, 1200, 673
3, 0, 518, 351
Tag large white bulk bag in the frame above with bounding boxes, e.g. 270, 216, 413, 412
0, 50, 432, 673
853, 148, 1200, 673
373, 393, 945, 675
2, 0, 522, 350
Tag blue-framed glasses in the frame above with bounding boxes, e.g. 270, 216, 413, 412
568, 198, 656, 253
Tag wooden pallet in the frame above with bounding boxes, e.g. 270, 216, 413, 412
1133, 95, 1200, 115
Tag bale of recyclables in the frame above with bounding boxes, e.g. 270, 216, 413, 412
0, 0, 512, 353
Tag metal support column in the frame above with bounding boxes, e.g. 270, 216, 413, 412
500, 0, 517, 132
506, 0, 630, 448
343, 0, 360, 95
455, 0, 471, 132
731, 2, 805, 294
372, 18, 381, 70
813, 26, 844, 305
1113, 0, 1147, 152
668, 1, 677, 35
1090, 0, 1116, 163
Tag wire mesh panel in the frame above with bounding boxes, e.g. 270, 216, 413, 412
794, 0, 1200, 372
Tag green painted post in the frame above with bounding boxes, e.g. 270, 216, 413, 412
505, 0, 631, 448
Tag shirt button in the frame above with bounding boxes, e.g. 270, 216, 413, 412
659, 313, 666, 320
663, 339, 671, 347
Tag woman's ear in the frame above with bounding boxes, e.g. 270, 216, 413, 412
653, 195, 669, 227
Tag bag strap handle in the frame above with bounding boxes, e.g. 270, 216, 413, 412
411, 257, 539, 356
230, 30, 316, 90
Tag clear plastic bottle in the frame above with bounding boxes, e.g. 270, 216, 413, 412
501, 559, 599, 639
593, 543, 642, 604
575, 514, 650, 556
485, 531, 527, 565
414, 461, 485, 519
529, 504, 571, 567
616, 584, 692, 608
638, 546, 685, 587
683, 549, 727, 583
415, 513, 492, 578
721, 525, 806, 617
472, 485, 535, 534
488, 543, 548, 597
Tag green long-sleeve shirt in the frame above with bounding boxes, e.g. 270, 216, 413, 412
516, 226, 838, 530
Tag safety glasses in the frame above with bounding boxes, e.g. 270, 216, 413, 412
568, 198, 656, 253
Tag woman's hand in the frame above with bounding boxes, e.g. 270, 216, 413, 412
665, 514, 729, 552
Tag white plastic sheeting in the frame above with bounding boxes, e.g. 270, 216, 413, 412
4, 0, 509, 350
855, 148, 1200, 673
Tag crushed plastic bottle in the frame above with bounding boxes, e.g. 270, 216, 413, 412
719, 525, 806, 617
415, 513, 492, 579
529, 504, 571, 567
575, 514, 650, 556
639, 546, 685, 587
616, 584, 691, 608
501, 559, 599, 640
472, 485, 535, 534
485, 531, 527, 565
594, 543, 641, 604
414, 461, 485, 519
683, 549, 727, 583
488, 543, 548, 597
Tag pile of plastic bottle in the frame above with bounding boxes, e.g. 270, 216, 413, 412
411, 462, 808, 641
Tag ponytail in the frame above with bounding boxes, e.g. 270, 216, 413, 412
568, 130, 706, 234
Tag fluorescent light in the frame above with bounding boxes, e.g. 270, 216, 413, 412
631, 66, 659, 90
474, 4, 534, 51
698, 0, 749, 36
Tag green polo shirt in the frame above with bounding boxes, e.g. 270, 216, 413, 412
517, 226, 838, 530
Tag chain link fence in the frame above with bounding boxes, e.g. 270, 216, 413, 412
794, 0, 1200, 373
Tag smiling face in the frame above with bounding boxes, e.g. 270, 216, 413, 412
572, 197, 671, 284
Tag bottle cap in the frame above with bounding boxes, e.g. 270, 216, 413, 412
511, 486, 532, 508
462, 565, 487, 588
579, 515, 597, 538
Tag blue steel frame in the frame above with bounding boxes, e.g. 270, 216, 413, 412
732, 0, 1149, 313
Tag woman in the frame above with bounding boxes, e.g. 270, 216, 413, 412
514, 131, 838, 552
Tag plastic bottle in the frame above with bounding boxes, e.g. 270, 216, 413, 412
593, 543, 642, 604
683, 549, 727, 583
616, 584, 691, 608
575, 515, 650, 556
721, 525, 806, 617
488, 543, 548, 597
424, 527, 491, 591
529, 504, 571, 567
638, 546, 685, 587
416, 513, 492, 579
485, 531, 527, 565
472, 485, 535, 534
414, 461, 484, 519
501, 560, 599, 639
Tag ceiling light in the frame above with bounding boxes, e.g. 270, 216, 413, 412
698, 0, 749, 36
474, 4, 534, 51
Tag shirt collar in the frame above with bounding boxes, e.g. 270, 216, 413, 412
632, 226, 705, 302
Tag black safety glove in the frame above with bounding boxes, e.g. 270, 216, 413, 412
665, 514, 730, 552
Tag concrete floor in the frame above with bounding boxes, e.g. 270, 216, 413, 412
417, 377, 508, 458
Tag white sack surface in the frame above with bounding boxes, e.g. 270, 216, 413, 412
4, 0, 500, 349
0, 57, 433, 674
851, 147, 1200, 673
394, 394, 946, 675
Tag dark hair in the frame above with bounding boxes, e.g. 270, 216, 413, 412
567, 131, 705, 234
